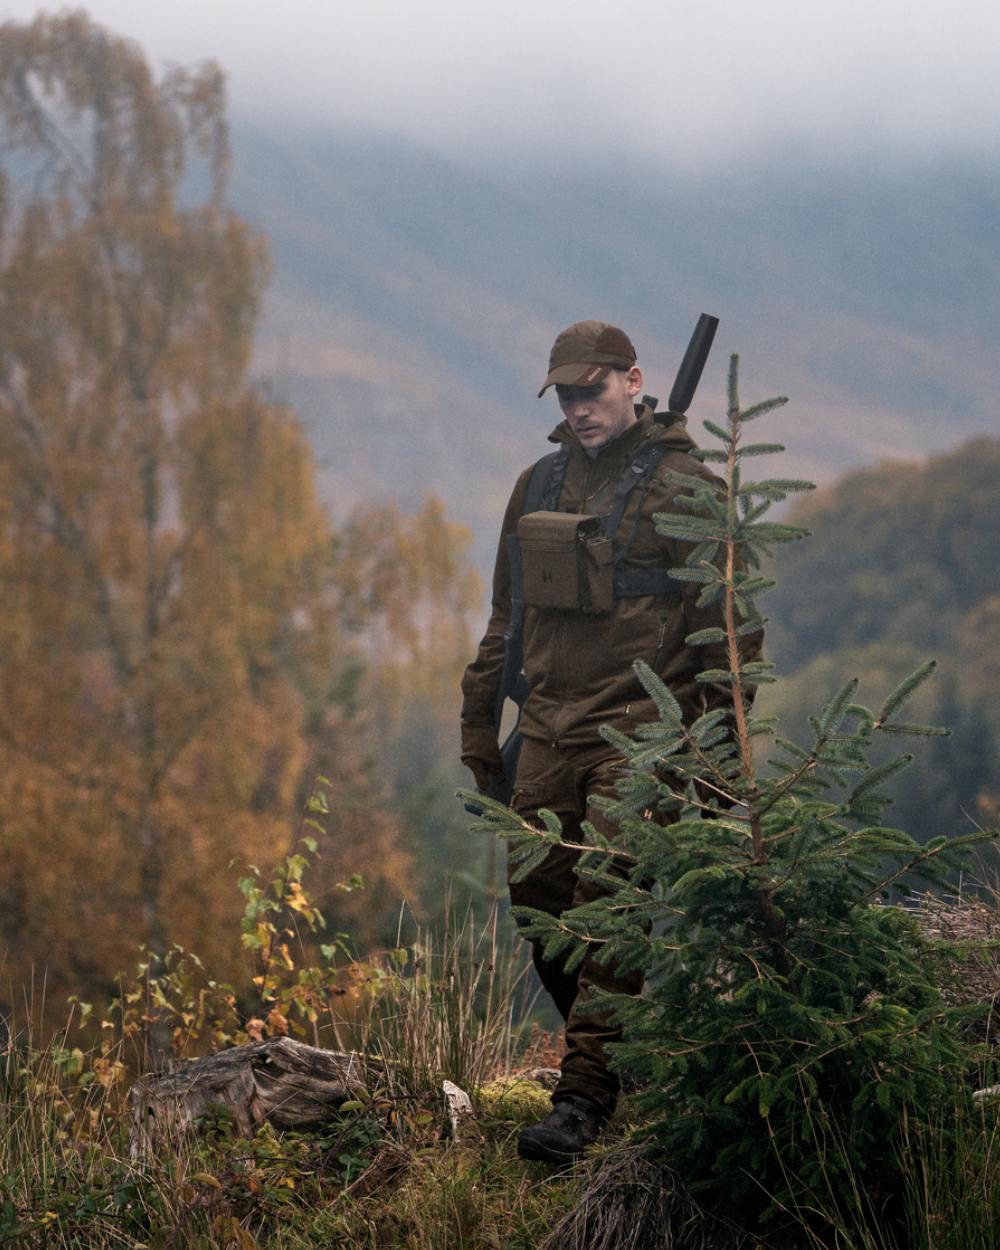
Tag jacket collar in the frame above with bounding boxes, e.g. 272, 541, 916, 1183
547, 405, 698, 460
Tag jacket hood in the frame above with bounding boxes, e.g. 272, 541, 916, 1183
547, 405, 698, 458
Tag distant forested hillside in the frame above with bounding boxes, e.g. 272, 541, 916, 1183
227, 121, 1000, 577
761, 437, 1000, 844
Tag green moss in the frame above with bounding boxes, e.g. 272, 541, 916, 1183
475, 1079, 552, 1123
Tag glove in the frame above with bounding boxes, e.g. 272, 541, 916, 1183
461, 724, 504, 793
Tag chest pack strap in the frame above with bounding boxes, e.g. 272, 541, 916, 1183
613, 563, 679, 598
520, 442, 681, 601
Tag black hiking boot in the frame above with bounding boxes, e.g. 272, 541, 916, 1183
516, 1095, 606, 1163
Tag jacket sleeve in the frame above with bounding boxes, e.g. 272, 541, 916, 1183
460, 467, 533, 733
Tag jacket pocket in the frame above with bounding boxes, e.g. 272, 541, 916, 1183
511, 781, 543, 815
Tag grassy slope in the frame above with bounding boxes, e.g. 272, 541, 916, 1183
1, 1048, 581, 1249
4, 1020, 999, 1249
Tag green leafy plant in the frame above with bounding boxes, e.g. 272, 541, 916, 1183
102, 779, 362, 1063
236, 777, 361, 1045
464, 356, 998, 1241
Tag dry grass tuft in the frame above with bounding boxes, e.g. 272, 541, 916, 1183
911, 890, 1000, 1039
339, 1139, 413, 1200
541, 1138, 732, 1250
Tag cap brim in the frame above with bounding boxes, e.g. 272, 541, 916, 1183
537, 362, 612, 398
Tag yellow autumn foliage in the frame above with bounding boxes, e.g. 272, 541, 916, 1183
0, 13, 475, 1017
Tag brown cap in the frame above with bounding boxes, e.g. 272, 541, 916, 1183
538, 320, 637, 397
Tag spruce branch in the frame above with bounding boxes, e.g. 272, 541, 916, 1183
866, 828, 997, 897
738, 477, 815, 495
457, 788, 640, 865
818, 677, 861, 736
632, 658, 684, 724
847, 753, 915, 803
727, 351, 742, 412
879, 721, 951, 737
703, 418, 733, 443
739, 396, 789, 422
875, 660, 938, 726
739, 442, 786, 457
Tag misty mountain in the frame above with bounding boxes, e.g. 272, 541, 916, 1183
229, 123, 999, 572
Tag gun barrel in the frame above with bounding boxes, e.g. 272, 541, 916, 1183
667, 313, 719, 416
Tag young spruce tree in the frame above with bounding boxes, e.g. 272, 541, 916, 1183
464, 356, 996, 1235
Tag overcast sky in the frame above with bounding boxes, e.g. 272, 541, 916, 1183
2, 1, 999, 166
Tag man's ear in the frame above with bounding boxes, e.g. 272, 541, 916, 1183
625, 365, 644, 398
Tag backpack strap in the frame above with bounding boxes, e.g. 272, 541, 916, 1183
506, 448, 567, 651
521, 447, 569, 516
494, 453, 565, 731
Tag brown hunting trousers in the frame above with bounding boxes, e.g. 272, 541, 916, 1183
509, 736, 645, 1117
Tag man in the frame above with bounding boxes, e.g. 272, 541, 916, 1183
461, 321, 758, 1163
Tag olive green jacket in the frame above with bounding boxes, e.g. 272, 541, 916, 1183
461, 408, 763, 755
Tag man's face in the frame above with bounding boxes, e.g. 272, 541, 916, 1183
555, 366, 642, 456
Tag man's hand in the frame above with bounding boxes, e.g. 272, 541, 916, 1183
461, 724, 505, 793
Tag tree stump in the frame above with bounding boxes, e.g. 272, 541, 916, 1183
129, 1037, 369, 1158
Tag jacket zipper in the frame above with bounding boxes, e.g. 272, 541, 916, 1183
652, 614, 669, 668
577, 461, 595, 514
552, 612, 566, 744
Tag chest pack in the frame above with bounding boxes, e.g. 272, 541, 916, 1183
515, 440, 680, 613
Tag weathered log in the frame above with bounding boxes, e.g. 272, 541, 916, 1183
129, 1037, 369, 1158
